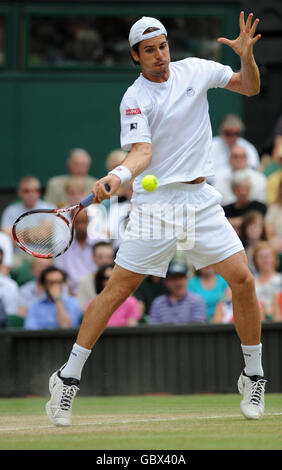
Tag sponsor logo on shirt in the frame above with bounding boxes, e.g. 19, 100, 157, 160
186, 86, 195, 97
126, 108, 141, 115
130, 123, 138, 131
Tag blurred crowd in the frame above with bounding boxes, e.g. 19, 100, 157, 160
0, 112, 282, 330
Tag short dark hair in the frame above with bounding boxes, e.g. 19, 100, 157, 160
95, 263, 115, 294
93, 241, 113, 255
39, 266, 67, 286
131, 27, 162, 65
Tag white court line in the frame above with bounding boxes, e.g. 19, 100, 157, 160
0, 412, 281, 434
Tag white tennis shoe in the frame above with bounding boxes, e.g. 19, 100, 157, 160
45, 366, 79, 426
238, 370, 266, 420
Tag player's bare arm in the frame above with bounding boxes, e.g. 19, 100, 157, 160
219, 11, 261, 96
93, 142, 152, 203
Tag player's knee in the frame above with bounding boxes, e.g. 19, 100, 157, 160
229, 270, 255, 292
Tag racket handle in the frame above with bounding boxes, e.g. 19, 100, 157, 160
80, 184, 111, 208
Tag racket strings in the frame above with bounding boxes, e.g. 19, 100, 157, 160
14, 212, 72, 258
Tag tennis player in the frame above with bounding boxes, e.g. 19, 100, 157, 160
46, 12, 266, 425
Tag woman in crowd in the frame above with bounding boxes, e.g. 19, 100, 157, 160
188, 265, 228, 322
265, 178, 282, 264
252, 241, 282, 321
240, 211, 267, 274
89, 263, 141, 327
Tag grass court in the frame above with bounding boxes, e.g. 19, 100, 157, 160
0, 394, 281, 450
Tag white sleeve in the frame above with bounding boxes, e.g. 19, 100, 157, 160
202, 59, 234, 89
120, 94, 151, 151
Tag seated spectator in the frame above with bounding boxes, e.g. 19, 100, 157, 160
265, 179, 282, 256
272, 292, 282, 321
223, 170, 267, 235
0, 230, 13, 275
87, 264, 141, 327
266, 154, 282, 205
0, 176, 53, 271
44, 148, 98, 207
105, 148, 127, 172
0, 248, 20, 328
18, 257, 54, 318
240, 211, 267, 274
213, 145, 267, 206
134, 275, 168, 323
24, 266, 82, 330
149, 262, 206, 325
77, 241, 114, 312
62, 176, 87, 208
212, 286, 234, 324
210, 114, 260, 174
253, 241, 282, 321
188, 266, 228, 322
54, 210, 97, 294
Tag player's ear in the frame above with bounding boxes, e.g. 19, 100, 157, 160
131, 48, 139, 65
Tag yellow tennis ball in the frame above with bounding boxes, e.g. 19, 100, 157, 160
141, 175, 159, 192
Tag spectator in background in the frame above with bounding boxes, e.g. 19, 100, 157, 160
210, 114, 260, 174
213, 145, 267, 206
0, 248, 20, 327
1, 176, 53, 240
0, 231, 13, 275
240, 211, 267, 274
87, 263, 140, 327
188, 266, 228, 322
266, 154, 282, 206
55, 210, 97, 295
24, 266, 82, 330
253, 241, 282, 322
134, 275, 168, 323
0, 176, 53, 270
212, 286, 234, 324
44, 148, 98, 207
77, 241, 114, 312
223, 170, 267, 235
62, 176, 87, 208
265, 179, 282, 258
105, 148, 127, 172
18, 257, 54, 319
149, 262, 206, 325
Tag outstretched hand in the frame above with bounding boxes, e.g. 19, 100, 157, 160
217, 11, 261, 60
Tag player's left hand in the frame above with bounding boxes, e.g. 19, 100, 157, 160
217, 11, 261, 60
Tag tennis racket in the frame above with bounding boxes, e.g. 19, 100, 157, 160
12, 185, 110, 259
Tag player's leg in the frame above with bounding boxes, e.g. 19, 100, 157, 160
211, 251, 266, 419
46, 264, 145, 426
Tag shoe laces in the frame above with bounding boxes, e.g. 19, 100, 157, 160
60, 384, 78, 411
248, 378, 266, 406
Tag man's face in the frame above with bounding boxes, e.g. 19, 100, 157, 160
93, 246, 114, 267
230, 147, 247, 171
18, 179, 41, 209
68, 152, 90, 177
232, 180, 250, 203
165, 274, 187, 298
221, 127, 241, 148
44, 271, 64, 298
131, 35, 170, 81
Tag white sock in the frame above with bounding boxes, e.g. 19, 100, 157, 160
60, 343, 92, 381
241, 343, 263, 377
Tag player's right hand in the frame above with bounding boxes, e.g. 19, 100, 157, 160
93, 174, 121, 203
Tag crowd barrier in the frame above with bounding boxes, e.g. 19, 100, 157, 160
0, 322, 281, 397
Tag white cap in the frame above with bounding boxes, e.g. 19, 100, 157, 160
129, 17, 167, 48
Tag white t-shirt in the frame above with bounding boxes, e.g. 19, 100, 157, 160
120, 57, 233, 193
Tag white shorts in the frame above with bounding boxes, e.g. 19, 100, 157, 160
115, 182, 244, 277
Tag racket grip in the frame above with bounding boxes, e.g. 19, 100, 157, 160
80, 184, 111, 208
80, 193, 94, 208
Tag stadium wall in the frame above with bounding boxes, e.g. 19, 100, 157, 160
0, 322, 281, 397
